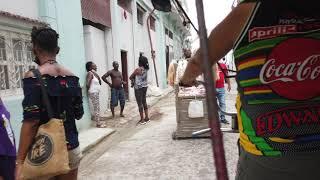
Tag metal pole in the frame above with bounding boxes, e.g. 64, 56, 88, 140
173, 0, 199, 34
147, 9, 159, 87
195, 1, 229, 180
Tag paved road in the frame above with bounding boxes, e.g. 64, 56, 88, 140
79, 86, 239, 180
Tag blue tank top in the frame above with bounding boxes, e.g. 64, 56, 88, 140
134, 67, 148, 89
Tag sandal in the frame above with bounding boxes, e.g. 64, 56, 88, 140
144, 118, 150, 123
137, 119, 146, 125
96, 123, 107, 128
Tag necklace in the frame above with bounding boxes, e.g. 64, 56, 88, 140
43, 59, 57, 65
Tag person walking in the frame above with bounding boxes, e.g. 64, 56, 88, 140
102, 61, 126, 118
180, 0, 320, 179
0, 97, 16, 180
15, 27, 84, 180
130, 55, 150, 125
215, 59, 231, 124
86, 62, 106, 128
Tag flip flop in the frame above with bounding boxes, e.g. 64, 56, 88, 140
96, 123, 107, 128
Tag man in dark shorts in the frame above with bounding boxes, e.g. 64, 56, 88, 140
102, 61, 126, 118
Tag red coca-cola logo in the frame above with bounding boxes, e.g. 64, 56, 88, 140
260, 38, 320, 100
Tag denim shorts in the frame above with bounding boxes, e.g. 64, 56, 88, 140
0, 155, 15, 180
110, 88, 125, 107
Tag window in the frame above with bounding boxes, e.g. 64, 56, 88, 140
137, 4, 145, 25
118, 0, 132, 13
165, 28, 169, 35
169, 31, 173, 39
0, 30, 36, 95
149, 16, 156, 31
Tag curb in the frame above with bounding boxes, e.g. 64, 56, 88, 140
80, 129, 116, 154
80, 89, 173, 154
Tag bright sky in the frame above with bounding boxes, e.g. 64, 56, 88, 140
186, 0, 235, 51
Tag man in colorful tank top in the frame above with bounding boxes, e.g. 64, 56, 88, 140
180, 0, 320, 179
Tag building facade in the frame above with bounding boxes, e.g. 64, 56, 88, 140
0, 0, 190, 142
81, 0, 190, 115
0, 0, 91, 143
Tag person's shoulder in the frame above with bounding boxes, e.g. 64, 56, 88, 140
24, 70, 35, 78
57, 65, 75, 76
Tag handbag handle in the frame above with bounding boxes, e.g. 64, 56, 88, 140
32, 69, 54, 119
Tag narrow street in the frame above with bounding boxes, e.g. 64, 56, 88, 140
79, 87, 239, 180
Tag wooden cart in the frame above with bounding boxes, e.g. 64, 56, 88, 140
172, 86, 210, 139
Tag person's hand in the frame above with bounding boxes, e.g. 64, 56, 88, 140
15, 162, 23, 180
122, 81, 127, 85
107, 82, 112, 88
227, 84, 231, 92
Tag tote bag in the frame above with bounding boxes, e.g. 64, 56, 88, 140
22, 69, 70, 179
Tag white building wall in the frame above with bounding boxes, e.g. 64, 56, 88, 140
134, 1, 165, 88
110, 1, 136, 100
0, 0, 39, 19
83, 25, 111, 114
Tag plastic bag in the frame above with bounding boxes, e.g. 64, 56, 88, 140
188, 100, 204, 118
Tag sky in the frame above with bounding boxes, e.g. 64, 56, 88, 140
186, 0, 235, 50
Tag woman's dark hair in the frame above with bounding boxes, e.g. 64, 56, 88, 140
86, 61, 94, 72
138, 55, 149, 70
31, 26, 59, 54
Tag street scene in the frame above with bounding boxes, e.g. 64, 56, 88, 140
79, 82, 239, 180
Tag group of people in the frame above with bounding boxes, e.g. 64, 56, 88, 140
0, 26, 151, 180
1, 0, 319, 179
86, 55, 151, 127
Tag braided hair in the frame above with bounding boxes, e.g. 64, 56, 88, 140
31, 26, 59, 54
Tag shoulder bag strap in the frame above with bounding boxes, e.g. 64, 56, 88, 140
32, 69, 54, 119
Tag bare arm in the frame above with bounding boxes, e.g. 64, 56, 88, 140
16, 71, 41, 179
129, 68, 141, 81
86, 72, 93, 90
180, 2, 256, 85
16, 121, 39, 164
102, 71, 111, 87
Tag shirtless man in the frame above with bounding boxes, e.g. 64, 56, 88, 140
102, 61, 126, 118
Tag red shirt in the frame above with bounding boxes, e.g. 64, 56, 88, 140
215, 63, 228, 88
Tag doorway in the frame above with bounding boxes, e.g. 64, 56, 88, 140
121, 50, 129, 100
165, 45, 170, 80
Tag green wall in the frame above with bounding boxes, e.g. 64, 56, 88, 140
39, 0, 91, 132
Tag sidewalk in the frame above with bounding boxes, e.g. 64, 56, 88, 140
79, 87, 173, 154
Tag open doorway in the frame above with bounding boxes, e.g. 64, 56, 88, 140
121, 50, 129, 100
165, 45, 170, 79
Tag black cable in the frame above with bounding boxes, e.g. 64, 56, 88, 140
174, 0, 199, 34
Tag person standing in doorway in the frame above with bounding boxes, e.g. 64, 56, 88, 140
102, 61, 126, 118
130, 55, 150, 125
86, 62, 106, 128
0, 97, 16, 180
215, 58, 231, 124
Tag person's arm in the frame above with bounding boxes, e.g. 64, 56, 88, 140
73, 82, 84, 120
223, 64, 231, 92
129, 68, 141, 81
102, 71, 112, 87
86, 72, 93, 90
180, 2, 256, 85
16, 71, 41, 179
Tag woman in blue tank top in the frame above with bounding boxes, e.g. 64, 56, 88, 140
130, 55, 150, 125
